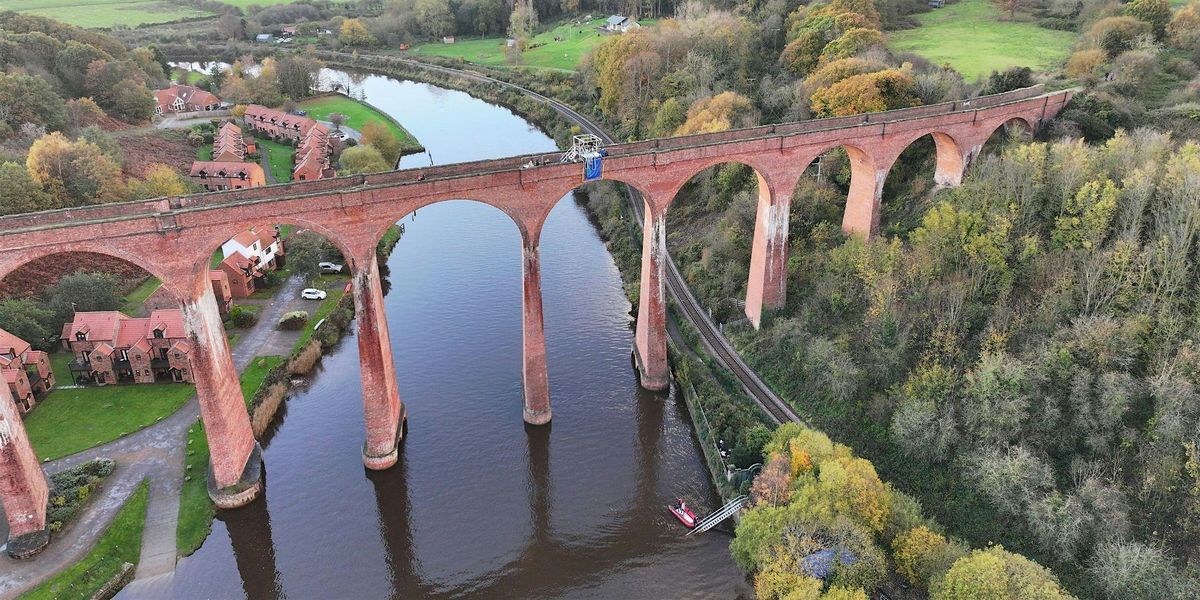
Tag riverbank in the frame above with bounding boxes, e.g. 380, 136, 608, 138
298, 92, 424, 157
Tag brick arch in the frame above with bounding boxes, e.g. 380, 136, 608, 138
188, 217, 358, 299
882, 129, 971, 188
0, 242, 171, 290
541, 173, 661, 224
366, 195, 532, 257
659, 156, 780, 214
981, 115, 1036, 147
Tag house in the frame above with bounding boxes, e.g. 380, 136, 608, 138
442, 35, 456, 44
218, 254, 263, 298
153, 84, 222, 116
142, 271, 233, 316
0, 328, 53, 414
604, 15, 640, 32
190, 161, 266, 191
242, 104, 334, 180
60, 310, 194, 385
281, 26, 297, 36
222, 226, 285, 272
256, 33, 274, 42
212, 122, 250, 161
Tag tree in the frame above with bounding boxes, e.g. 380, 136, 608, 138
992, 0, 1023, 19
0, 73, 69, 134
26, 132, 127, 208
1089, 541, 1197, 600
55, 40, 111, 97
509, 0, 539, 46
1087, 16, 1152, 57
981, 66, 1033, 95
0, 300, 56, 349
45, 272, 121, 326
281, 231, 330, 282
675, 92, 757, 135
65, 97, 105, 130
277, 50, 322, 100
960, 352, 1030, 447
780, 31, 827, 76
1065, 49, 1107, 79
0, 162, 54, 216
892, 526, 950, 589
931, 546, 1074, 600
339, 144, 391, 174
751, 454, 792, 506
216, 13, 246, 40
339, 19, 377, 46
132, 164, 191, 199
329, 113, 348, 131
818, 28, 885, 63
1124, 0, 1172, 39
415, 0, 456, 37
1167, 4, 1200, 52
809, 69, 920, 117
361, 121, 401, 165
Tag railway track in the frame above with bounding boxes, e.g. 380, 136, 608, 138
396, 58, 803, 425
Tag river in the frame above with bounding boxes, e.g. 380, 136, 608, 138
139, 67, 750, 599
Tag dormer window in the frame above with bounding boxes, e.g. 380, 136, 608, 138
239, 171, 247, 180
153, 328, 164, 339
198, 170, 207, 178
75, 331, 87, 341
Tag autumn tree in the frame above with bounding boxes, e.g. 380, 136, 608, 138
26, 132, 127, 207
361, 121, 400, 165
340, 144, 391, 174
992, 0, 1023, 19
674, 91, 757, 135
415, 0, 456, 37
1087, 16, 1152, 57
809, 68, 920, 117
931, 546, 1074, 599
1167, 4, 1200, 52
132, 164, 192, 199
751, 454, 792, 506
1124, 0, 1172, 38
277, 50, 322, 100
339, 19, 377, 46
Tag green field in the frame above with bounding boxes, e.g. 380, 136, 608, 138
214, 0, 297, 8
888, 0, 1075, 80
297, 95, 423, 155
9, 0, 213, 28
120, 277, 161, 315
26, 353, 194, 461
253, 137, 295, 183
411, 18, 656, 71
21, 480, 149, 600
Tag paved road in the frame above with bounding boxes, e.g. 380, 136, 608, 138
0, 276, 303, 598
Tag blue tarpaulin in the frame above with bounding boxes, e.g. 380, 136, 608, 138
584, 155, 602, 181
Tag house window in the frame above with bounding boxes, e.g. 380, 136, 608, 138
153, 329, 164, 339
119, 349, 129, 362
75, 331, 86, 341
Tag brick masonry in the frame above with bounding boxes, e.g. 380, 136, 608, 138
0, 87, 1071, 517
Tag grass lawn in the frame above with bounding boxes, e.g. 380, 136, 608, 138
176, 420, 213, 556
253, 137, 294, 183
216, 0, 296, 8
888, 0, 1075, 80
26, 354, 194, 461
240, 355, 284, 408
196, 144, 213, 161
11, 0, 213, 28
173, 68, 206, 85
297, 95, 423, 154
120, 277, 161, 316
20, 480, 149, 600
410, 17, 656, 71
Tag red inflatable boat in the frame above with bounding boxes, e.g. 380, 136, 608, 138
669, 498, 698, 528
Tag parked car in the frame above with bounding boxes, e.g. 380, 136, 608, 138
292, 109, 308, 116
301, 288, 327, 300
336, 131, 350, 140
319, 262, 344, 273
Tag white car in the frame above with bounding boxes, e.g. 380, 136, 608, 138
301, 288, 327, 300
318, 262, 343, 273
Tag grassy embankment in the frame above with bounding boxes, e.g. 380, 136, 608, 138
20, 480, 149, 600
11, 0, 212, 28
297, 95, 424, 155
410, 18, 657, 71
888, 0, 1075, 80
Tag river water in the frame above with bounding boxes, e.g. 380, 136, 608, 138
142, 68, 750, 599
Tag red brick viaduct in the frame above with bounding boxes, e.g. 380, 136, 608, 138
0, 85, 1071, 555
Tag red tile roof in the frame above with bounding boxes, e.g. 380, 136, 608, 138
63, 312, 129, 342
189, 161, 265, 180
0, 327, 32, 357
154, 85, 221, 112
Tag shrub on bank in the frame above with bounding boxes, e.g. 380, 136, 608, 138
46, 458, 116, 533
278, 310, 309, 330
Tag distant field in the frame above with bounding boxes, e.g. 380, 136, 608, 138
888, 0, 1075, 80
218, 0, 298, 8
411, 17, 657, 71
9, 0, 213, 28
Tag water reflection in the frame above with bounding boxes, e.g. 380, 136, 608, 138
224, 485, 284, 600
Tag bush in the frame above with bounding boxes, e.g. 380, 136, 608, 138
45, 458, 116, 532
278, 310, 309, 330
229, 304, 258, 328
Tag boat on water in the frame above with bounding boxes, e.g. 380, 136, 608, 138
668, 498, 697, 528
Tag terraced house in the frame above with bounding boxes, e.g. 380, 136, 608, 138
60, 310, 194, 385
189, 161, 266, 191
218, 226, 286, 298
212, 122, 255, 161
0, 328, 53, 414
243, 104, 334, 181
